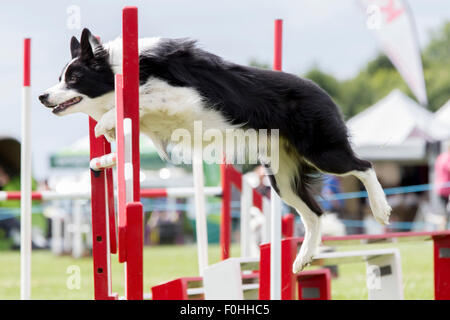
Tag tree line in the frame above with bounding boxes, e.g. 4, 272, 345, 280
250, 21, 450, 120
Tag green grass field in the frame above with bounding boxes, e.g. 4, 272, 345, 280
0, 241, 434, 300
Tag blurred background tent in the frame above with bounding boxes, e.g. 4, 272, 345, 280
347, 89, 450, 161
435, 99, 450, 127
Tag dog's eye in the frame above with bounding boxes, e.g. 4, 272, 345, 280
70, 74, 81, 82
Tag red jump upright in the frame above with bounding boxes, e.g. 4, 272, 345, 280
89, 119, 118, 300
433, 233, 450, 300
219, 164, 267, 260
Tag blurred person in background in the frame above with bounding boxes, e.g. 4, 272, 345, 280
0, 162, 20, 248
321, 174, 344, 216
0, 160, 43, 249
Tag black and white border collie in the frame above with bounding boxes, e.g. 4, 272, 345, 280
39, 29, 391, 273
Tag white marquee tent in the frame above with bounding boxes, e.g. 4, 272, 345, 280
435, 99, 450, 127
347, 90, 450, 161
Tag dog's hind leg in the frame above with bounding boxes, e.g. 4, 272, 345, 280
305, 147, 391, 225
266, 145, 323, 274
288, 179, 323, 274
349, 169, 391, 225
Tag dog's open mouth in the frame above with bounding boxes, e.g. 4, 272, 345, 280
52, 96, 83, 114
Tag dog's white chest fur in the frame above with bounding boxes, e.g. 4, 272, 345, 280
138, 78, 232, 155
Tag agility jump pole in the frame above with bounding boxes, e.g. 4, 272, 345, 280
270, 18, 283, 301
193, 135, 208, 276
20, 38, 32, 300
120, 7, 142, 299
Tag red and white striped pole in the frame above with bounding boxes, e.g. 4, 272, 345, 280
20, 38, 32, 300
193, 132, 208, 276
0, 187, 222, 201
271, 19, 283, 301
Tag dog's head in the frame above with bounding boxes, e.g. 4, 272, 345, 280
39, 28, 115, 116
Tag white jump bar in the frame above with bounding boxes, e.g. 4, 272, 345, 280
0, 187, 222, 201
90, 152, 117, 171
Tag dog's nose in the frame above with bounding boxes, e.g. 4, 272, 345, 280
38, 93, 49, 103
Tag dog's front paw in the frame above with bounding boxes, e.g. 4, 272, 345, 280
95, 109, 116, 139
104, 129, 116, 142
95, 122, 106, 138
95, 122, 115, 139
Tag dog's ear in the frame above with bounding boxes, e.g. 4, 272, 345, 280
89, 33, 101, 49
80, 28, 103, 61
80, 28, 95, 61
70, 36, 80, 58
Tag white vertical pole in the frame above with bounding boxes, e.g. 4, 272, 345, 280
270, 188, 282, 300
193, 148, 208, 275
104, 173, 112, 296
193, 121, 208, 275
262, 196, 271, 243
123, 118, 133, 203
63, 212, 71, 253
240, 174, 252, 257
51, 214, 63, 255
20, 38, 32, 300
123, 117, 133, 294
270, 18, 283, 301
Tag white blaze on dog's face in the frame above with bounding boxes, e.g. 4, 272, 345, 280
41, 60, 86, 116
39, 28, 115, 117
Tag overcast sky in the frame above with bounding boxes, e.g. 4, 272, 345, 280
1, 0, 449, 180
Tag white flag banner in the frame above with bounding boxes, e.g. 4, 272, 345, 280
358, 0, 428, 106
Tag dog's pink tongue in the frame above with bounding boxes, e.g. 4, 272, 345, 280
60, 98, 72, 107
